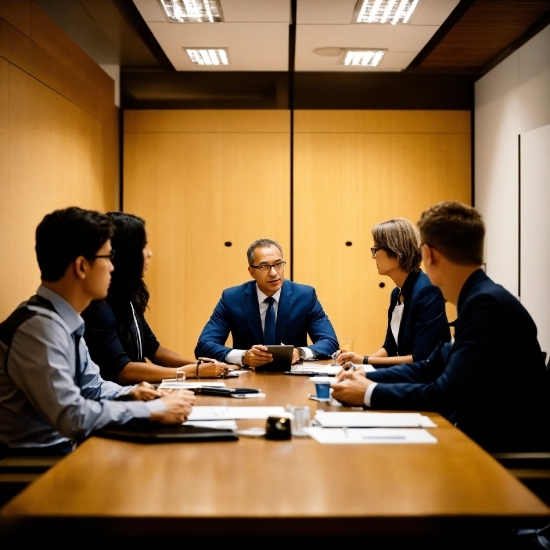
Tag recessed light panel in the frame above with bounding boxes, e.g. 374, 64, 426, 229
159, 0, 223, 23
186, 48, 229, 66
341, 50, 386, 67
353, 0, 420, 24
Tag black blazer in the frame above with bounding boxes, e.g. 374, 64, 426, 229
382, 270, 450, 362
82, 300, 160, 383
368, 269, 548, 452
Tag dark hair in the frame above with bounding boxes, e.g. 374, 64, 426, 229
105, 212, 150, 320
417, 201, 485, 266
36, 207, 114, 281
246, 239, 283, 266
371, 218, 421, 273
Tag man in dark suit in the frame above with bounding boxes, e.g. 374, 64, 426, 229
195, 239, 338, 368
332, 202, 548, 452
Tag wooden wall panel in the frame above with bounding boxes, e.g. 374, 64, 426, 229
294, 110, 471, 353
124, 111, 290, 356
0, 1, 118, 320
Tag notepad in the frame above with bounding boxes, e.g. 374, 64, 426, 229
305, 427, 437, 444
313, 411, 437, 428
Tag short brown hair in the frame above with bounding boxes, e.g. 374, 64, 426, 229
372, 218, 421, 273
417, 202, 484, 266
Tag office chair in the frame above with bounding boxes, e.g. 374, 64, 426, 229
492, 352, 550, 505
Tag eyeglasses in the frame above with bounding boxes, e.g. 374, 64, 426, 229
370, 247, 382, 258
93, 250, 115, 262
249, 261, 286, 273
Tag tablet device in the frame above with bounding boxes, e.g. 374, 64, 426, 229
256, 344, 294, 372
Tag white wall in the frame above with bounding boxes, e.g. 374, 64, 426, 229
475, 24, 550, 296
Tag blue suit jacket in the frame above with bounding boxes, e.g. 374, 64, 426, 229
382, 270, 450, 362
195, 280, 339, 362
367, 269, 548, 452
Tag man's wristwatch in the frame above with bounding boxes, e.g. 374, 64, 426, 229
296, 347, 306, 361
242, 350, 250, 367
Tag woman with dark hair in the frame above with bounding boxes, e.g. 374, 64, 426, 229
337, 218, 450, 368
83, 212, 228, 384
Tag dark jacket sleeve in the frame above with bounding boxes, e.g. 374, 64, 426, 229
194, 293, 233, 362
303, 288, 339, 358
407, 285, 450, 361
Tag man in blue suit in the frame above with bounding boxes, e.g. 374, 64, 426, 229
332, 202, 548, 452
195, 239, 338, 368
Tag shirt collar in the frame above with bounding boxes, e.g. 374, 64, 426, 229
256, 285, 282, 305
36, 285, 84, 335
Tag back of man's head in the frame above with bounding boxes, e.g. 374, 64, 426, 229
417, 202, 484, 266
36, 207, 114, 282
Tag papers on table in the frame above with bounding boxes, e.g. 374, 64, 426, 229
158, 380, 226, 389
187, 406, 286, 421
304, 427, 437, 444
313, 411, 437, 428
292, 363, 376, 375
293, 364, 341, 375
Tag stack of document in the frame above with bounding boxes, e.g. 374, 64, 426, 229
304, 411, 438, 444
313, 411, 437, 428
187, 406, 286, 421
292, 363, 376, 375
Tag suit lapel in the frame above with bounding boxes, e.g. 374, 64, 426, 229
241, 284, 264, 344
276, 282, 294, 343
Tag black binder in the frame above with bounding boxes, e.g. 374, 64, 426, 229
94, 422, 239, 443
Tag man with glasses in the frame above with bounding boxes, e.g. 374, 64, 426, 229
332, 202, 548, 453
195, 238, 338, 368
0, 207, 195, 456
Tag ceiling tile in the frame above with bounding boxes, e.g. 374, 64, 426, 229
221, 0, 290, 23
148, 21, 289, 70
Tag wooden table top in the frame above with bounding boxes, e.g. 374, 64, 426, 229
1, 369, 549, 538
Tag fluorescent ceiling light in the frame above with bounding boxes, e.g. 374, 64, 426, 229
159, 0, 223, 23
186, 48, 229, 66
341, 50, 386, 67
353, 0, 420, 24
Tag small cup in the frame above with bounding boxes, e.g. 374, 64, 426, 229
175, 367, 186, 382
291, 406, 310, 437
310, 376, 332, 400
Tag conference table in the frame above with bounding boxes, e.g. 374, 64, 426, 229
1, 368, 549, 547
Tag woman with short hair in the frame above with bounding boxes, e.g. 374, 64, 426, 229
338, 218, 450, 368
83, 212, 228, 384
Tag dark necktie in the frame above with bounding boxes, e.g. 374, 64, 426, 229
264, 297, 276, 344
73, 329, 83, 387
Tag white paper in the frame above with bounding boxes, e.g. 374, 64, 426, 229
304, 427, 437, 444
158, 380, 226, 389
293, 364, 376, 374
313, 411, 437, 428
187, 406, 286, 421
293, 364, 340, 375
184, 420, 238, 430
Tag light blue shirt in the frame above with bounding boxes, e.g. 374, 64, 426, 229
0, 286, 165, 450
